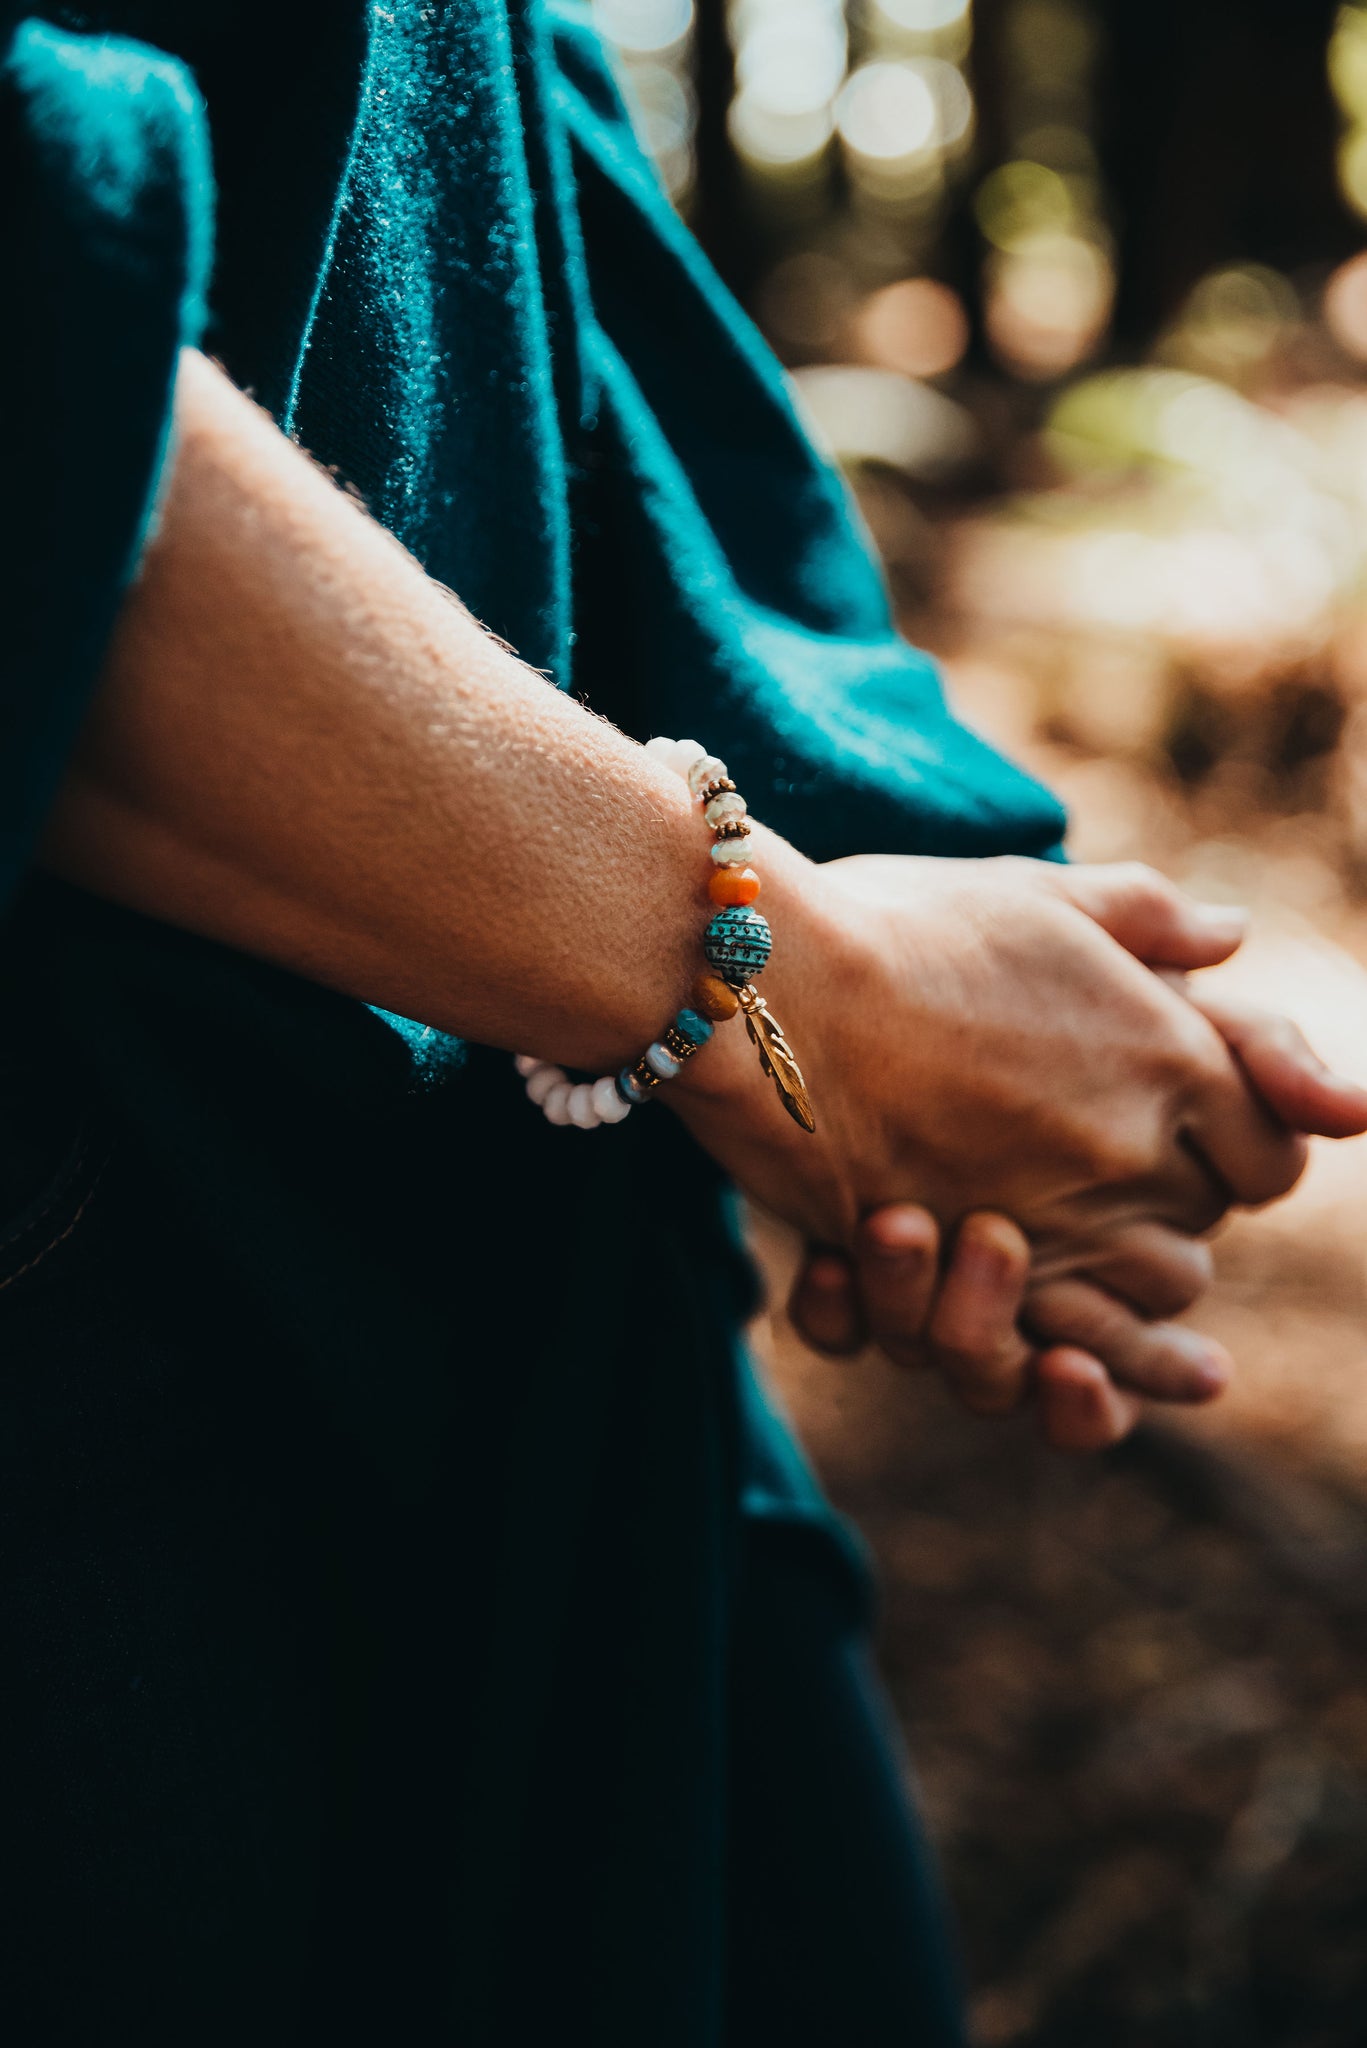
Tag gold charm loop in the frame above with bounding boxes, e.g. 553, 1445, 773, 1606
736, 985, 816, 1133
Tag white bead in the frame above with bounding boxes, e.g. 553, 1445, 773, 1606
703, 791, 746, 828
567, 1082, 601, 1129
644, 735, 678, 762
542, 1080, 576, 1125
645, 1041, 682, 1080
525, 1062, 567, 1106
514, 1053, 542, 1078
687, 753, 728, 797
710, 834, 754, 866
672, 738, 708, 778
592, 1074, 632, 1123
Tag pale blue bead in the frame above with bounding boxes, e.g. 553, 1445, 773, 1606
673, 1007, 714, 1047
617, 1067, 651, 1106
645, 1041, 682, 1080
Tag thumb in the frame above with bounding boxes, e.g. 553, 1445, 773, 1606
1187, 985, 1367, 1140
1046, 862, 1249, 969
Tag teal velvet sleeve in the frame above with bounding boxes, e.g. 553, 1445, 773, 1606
0, 16, 212, 909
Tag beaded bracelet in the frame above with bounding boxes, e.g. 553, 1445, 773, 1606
515, 736, 815, 1133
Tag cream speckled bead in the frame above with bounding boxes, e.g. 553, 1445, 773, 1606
687, 753, 728, 797
542, 1079, 575, 1125
525, 1062, 565, 1106
710, 834, 754, 866
703, 790, 746, 828
567, 1082, 600, 1129
592, 1074, 632, 1124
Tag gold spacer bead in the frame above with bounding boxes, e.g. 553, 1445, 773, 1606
715, 820, 750, 842
698, 777, 737, 807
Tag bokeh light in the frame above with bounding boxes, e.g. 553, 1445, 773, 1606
975, 159, 1078, 248
985, 232, 1113, 379
853, 277, 970, 379
1330, 2, 1367, 120
872, 0, 971, 30
625, 62, 697, 194
734, 4, 846, 114
792, 363, 980, 478
1324, 250, 1367, 360
593, 0, 697, 194
835, 60, 938, 158
1161, 264, 1300, 383
728, 0, 846, 172
591, 0, 693, 53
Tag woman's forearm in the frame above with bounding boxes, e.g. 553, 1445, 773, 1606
42, 354, 1325, 1282
42, 350, 767, 1070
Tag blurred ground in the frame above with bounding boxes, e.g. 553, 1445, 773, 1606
760, 1261, 1367, 2047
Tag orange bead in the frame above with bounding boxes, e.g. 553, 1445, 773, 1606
708, 865, 761, 907
691, 972, 741, 1022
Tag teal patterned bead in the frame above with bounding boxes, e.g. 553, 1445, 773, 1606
703, 906, 772, 985
617, 1066, 651, 1106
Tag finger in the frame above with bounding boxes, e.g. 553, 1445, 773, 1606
790, 1250, 866, 1357
1187, 985, 1367, 1140
854, 1205, 941, 1368
1181, 1071, 1309, 1209
1075, 1223, 1215, 1319
926, 1211, 1034, 1413
1151, 990, 1309, 1208
1025, 1276, 1231, 1403
1034, 1347, 1146, 1453
1040, 861, 1249, 969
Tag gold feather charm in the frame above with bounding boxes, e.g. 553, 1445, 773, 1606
736, 985, 816, 1133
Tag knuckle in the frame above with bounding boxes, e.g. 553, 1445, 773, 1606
1163, 1007, 1228, 1089
1245, 1130, 1309, 1205
1080, 1109, 1167, 1188
1156, 1247, 1213, 1315
1118, 859, 1167, 905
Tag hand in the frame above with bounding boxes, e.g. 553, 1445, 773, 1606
673, 846, 1305, 1271
789, 1204, 1226, 1453
785, 982, 1367, 1449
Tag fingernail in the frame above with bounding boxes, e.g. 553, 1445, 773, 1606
864, 1211, 933, 1259
1196, 903, 1249, 937
955, 1238, 1009, 1288
1190, 1339, 1232, 1397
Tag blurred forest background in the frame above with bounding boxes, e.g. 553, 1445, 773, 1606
597, 2, 1367, 2040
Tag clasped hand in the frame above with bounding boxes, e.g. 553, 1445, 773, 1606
671, 852, 1367, 1453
